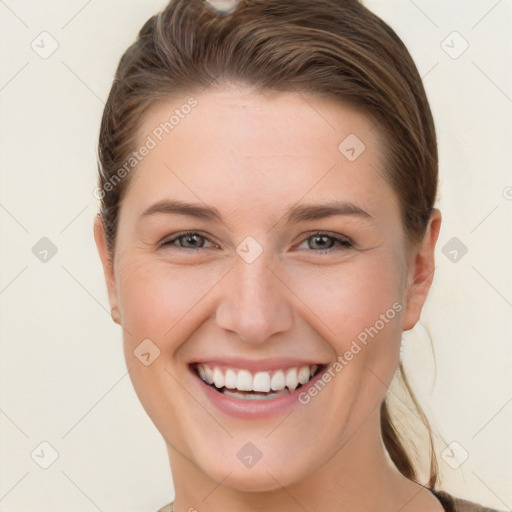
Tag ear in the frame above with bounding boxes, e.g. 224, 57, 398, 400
93, 214, 119, 313
401, 208, 442, 331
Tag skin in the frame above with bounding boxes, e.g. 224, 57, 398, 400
94, 85, 442, 512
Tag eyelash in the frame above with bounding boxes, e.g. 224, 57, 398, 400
160, 231, 218, 250
160, 230, 353, 252
305, 231, 353, 251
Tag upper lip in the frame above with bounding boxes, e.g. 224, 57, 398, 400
189, 358, 328, 372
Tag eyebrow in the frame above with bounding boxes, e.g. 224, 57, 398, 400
139, 199, 372, 225
141, 200, 223, 222
285, 202, 371, 223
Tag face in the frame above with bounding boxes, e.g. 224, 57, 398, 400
95, 85, 440, 492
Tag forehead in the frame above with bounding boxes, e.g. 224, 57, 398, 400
121, 86, 399, 226
139, 86, 378, 163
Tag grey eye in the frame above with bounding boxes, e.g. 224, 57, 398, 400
177, 234, 206, 248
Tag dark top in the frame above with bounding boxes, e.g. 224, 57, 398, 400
157, 489, 502, 511
432, 490, 502, 512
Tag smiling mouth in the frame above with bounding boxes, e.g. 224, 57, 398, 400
192, 363, 325, 400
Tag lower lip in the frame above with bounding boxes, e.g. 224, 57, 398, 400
190, 366, 326, 420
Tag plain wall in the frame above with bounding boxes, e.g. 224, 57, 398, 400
0, 0, 511, 510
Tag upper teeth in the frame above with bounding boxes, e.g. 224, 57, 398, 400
196, 363, 319, 393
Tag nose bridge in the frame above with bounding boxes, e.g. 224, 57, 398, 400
215, 251, 293, 343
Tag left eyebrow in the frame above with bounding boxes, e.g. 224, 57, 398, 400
283, 201, 373, 225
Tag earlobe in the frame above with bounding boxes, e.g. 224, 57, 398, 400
93, 214, 119, 314
401, 209, 442, 331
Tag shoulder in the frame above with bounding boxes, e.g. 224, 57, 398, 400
156, 504, 172, 512
433, 490, 503, 512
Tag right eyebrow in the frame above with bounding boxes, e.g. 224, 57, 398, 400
139, 199, 223, 223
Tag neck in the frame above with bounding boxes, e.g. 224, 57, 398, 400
168, 409, 432, 512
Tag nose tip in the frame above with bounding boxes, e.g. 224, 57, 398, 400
214, 259, 293, 344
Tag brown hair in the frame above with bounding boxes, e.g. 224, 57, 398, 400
97, 0, 439, 487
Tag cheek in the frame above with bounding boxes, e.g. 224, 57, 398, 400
116, 257, 224, 443
285, 249, 406, 412
117, 256, 223, 345
288, 254, 405, 425
288, 252, 404, 344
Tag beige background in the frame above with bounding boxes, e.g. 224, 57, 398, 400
0, 0, 511, 510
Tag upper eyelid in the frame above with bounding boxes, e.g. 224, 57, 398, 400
305, 231, 352, 243
296, 233, 352, 250
162, 231, 217, 247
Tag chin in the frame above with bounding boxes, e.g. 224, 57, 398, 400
199, 457, 309, 493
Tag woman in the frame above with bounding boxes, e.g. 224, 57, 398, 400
93, 1, 501, 510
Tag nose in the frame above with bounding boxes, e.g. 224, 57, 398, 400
214, 254, 294, 344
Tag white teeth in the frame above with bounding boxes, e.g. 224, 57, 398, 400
285, 367, 298, 391
243, 392, 279, 400
253, 372, 271, 392
270, 370, 285, 391
213, 367, 224, 389
204, 365, 214, 384
236, 369, 253, 391
298, 366, 310, 384
196, 363, 321, 394
223, 389, 283, 400
224, 368, 237, 389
